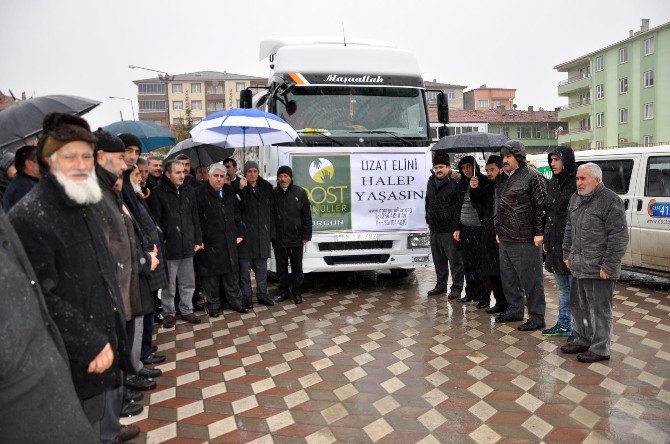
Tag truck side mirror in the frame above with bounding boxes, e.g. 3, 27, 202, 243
438, 126, 449, 139
240, 89, 253, 108
437, 92, 449, 124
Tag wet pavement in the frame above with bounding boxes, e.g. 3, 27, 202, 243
123, 268, 670, 443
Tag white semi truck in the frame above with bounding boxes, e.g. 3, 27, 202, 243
253, 38, 448, 277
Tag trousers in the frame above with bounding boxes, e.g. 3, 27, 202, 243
201, 273, 244, 309
239, 258, 269, 304
430, 232, 464, 292
499, 241, 546, 322
570, 277, 615, 356
274, 244, 304, 296
163, 258, 196, 316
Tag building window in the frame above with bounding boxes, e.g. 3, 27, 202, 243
236, 99, 241, 108
215, 85, 224, 94
594, 55, 604, 71
644, 103, 654, 120
191, 100, 202, 110
173, 118, 183, 125
579, 92, 590, 105
517, 126, 532, 139
596, 112, 605, 128
172, 83, 182, 93
138, 100, 165, 112
619, 77, 628, 94
447, 90, 455, 100
579, 118, 590, 131
644, 70, 654, 87
619, 46, 628, 64
173, 101, 183, 110
426, 91, 437, 105
477, 99, 488, 108
596, 141, 604, 149
216, 101, 224, 111
619, 108, 628, 124
596, 84, 604, 100
192, 118, 202, 125
493, 100, 501, 108
532, 126, 542, 139
191, 83, 201, 93
153, 120, 163, 126
643, 136, 655, 149
138, 83, 165, 95
490, 126, 510, 136
579, 66, 590, 78
207, 101, 216, 111
236, 82, 245, 92
644, 37, 655, 56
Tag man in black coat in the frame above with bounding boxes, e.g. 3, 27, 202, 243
495, 140, 548, 331
542, 145, 577, 339
0, 208, 98, 443
425, 153, 464, 299
175, 153, 201, 191
237, 160, 275, 308
273, 165, 312, 305
149, 159, 203, 328
454, 156, 488, 306
470, 155, 508, 314
196, 162, 247, 316
9, 112, 132, 443
2, 145, 40, 212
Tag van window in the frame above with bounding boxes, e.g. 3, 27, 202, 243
646, 156, 670, 197
588, 159, 634, 194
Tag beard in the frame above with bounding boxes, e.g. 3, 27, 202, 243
132, 182, 142, 195
53, 168, 103, 205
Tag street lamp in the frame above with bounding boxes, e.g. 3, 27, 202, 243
128, 64, 171, 127
109, 96, 136, 120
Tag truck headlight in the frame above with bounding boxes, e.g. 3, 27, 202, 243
408, 233, 430, 248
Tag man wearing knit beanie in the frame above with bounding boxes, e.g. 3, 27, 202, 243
272, 165, 311, 304
118, 133, 142, 169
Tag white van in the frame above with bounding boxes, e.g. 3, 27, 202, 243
528, 146, 670, 276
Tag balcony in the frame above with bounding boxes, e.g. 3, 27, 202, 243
557, 128, 592, 144
558, 74, 591, 96
558, 100, 592, 119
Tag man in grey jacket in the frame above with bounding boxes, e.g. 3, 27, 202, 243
561, 163, 628, 363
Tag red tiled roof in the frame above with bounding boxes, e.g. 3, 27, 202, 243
429, 108, 560, 124
424, 81, 467, 89
0, 93, 15, 112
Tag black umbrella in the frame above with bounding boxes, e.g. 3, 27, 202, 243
165, 138, 235, 168
0, 95, 101, 151
431, 132, 510, 153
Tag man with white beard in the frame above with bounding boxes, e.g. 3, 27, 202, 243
9, 113, 133, 444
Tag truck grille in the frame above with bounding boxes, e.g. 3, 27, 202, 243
323, 254, 391, 265
318, 241, 393, 251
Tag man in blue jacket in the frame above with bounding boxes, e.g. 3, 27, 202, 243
2, 145, 40, 211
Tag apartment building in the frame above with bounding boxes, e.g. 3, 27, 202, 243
555, 19, 669, 149
424, 80, 467, 110
134, 71, 266, 128
463, 85, 516, 111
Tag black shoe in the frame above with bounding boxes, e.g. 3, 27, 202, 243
560, 343, 590, 354
153, 314, 163, 324
258, 297, 275, 307
141, 354, 166, 365
477, 300, 490, 309
577, 350, 610, 363
244, 301, 253, 309
125, 374, 156, 391
447, 290, 461, 300
275, 294, 291, 303
495, 312, 524, 323
427, 288, 447, 296
181, 313, 202, 324
162, 315, 175, 329
457, 295, 476, 303
139, 367, 162, 378
485, 304, 507, 314
150, 345, 158, 354
209, 309, 220, 318
124, 389, 143, 403
193, 302, 205, 312
293, 295, 303, 305
117, 424, 140, 441
120, 402, 143, 417
231, 305, 249, 314
517, 320, 546, 331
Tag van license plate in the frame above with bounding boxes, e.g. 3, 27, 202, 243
337, 233, 378, 242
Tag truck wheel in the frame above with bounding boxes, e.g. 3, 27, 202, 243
390, 268, 415, 279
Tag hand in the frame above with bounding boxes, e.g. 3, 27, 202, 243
194, 244, 204, 252
470, 176, 479, 188
239, 177, 247, 189
453, 230, 460, 241
88, 343, 114, 374
564, 259, 570, 269
600, 269, 610, 279
236, 237, 243, 244
149, 251, 159, 271
152, 244, 158, 255
534, 235, 543, 247
496, 235, 500, 244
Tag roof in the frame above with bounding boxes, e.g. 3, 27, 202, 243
429, 109, 561, 124
259, 37, 397, 60
133, 71, 266, 83
465, 87, 516, 92
424, 81, 468, 89
554, 20, 670, 70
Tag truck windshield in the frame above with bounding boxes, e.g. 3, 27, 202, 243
275, 86, 428, 143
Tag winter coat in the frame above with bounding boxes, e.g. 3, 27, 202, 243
236, 177, 275, 259
273, 183, 312, 247
544, 146, 577, 275
470, 175, 500, 276
457, 156, 488, 229
425, 173, 462, 234
2, 171, 38, 212
563, 183, 629, 280
148, 178, 202, 260
8, 174, 132, 400
195, 184, 243, 276
182, 174, 201, 192
496, 165, 547, 242
0, 210, 98, 443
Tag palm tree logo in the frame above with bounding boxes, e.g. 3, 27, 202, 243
309, 158, 335, 183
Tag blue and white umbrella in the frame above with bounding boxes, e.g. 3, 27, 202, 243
190, 108, 299, 148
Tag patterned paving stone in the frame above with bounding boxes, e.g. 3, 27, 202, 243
122, 269, 670, 443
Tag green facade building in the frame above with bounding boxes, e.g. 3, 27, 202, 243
555, 19, 669, 149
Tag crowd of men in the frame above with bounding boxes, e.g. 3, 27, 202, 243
425, 140, 628, 364
0, 112, 628, 443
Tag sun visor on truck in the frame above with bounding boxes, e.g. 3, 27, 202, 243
285, 72, 424, 88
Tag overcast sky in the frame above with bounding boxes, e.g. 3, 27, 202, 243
1, 0, 668, 129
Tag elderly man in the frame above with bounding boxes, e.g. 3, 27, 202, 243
9, 113, 133, 443
495, 140, 547, 331
3, 145, 40, 211
561, 163, 628, 363
196, 163, 247, 316
149, 159, 203, 328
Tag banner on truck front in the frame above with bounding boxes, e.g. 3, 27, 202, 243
289, 151, 430, 232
